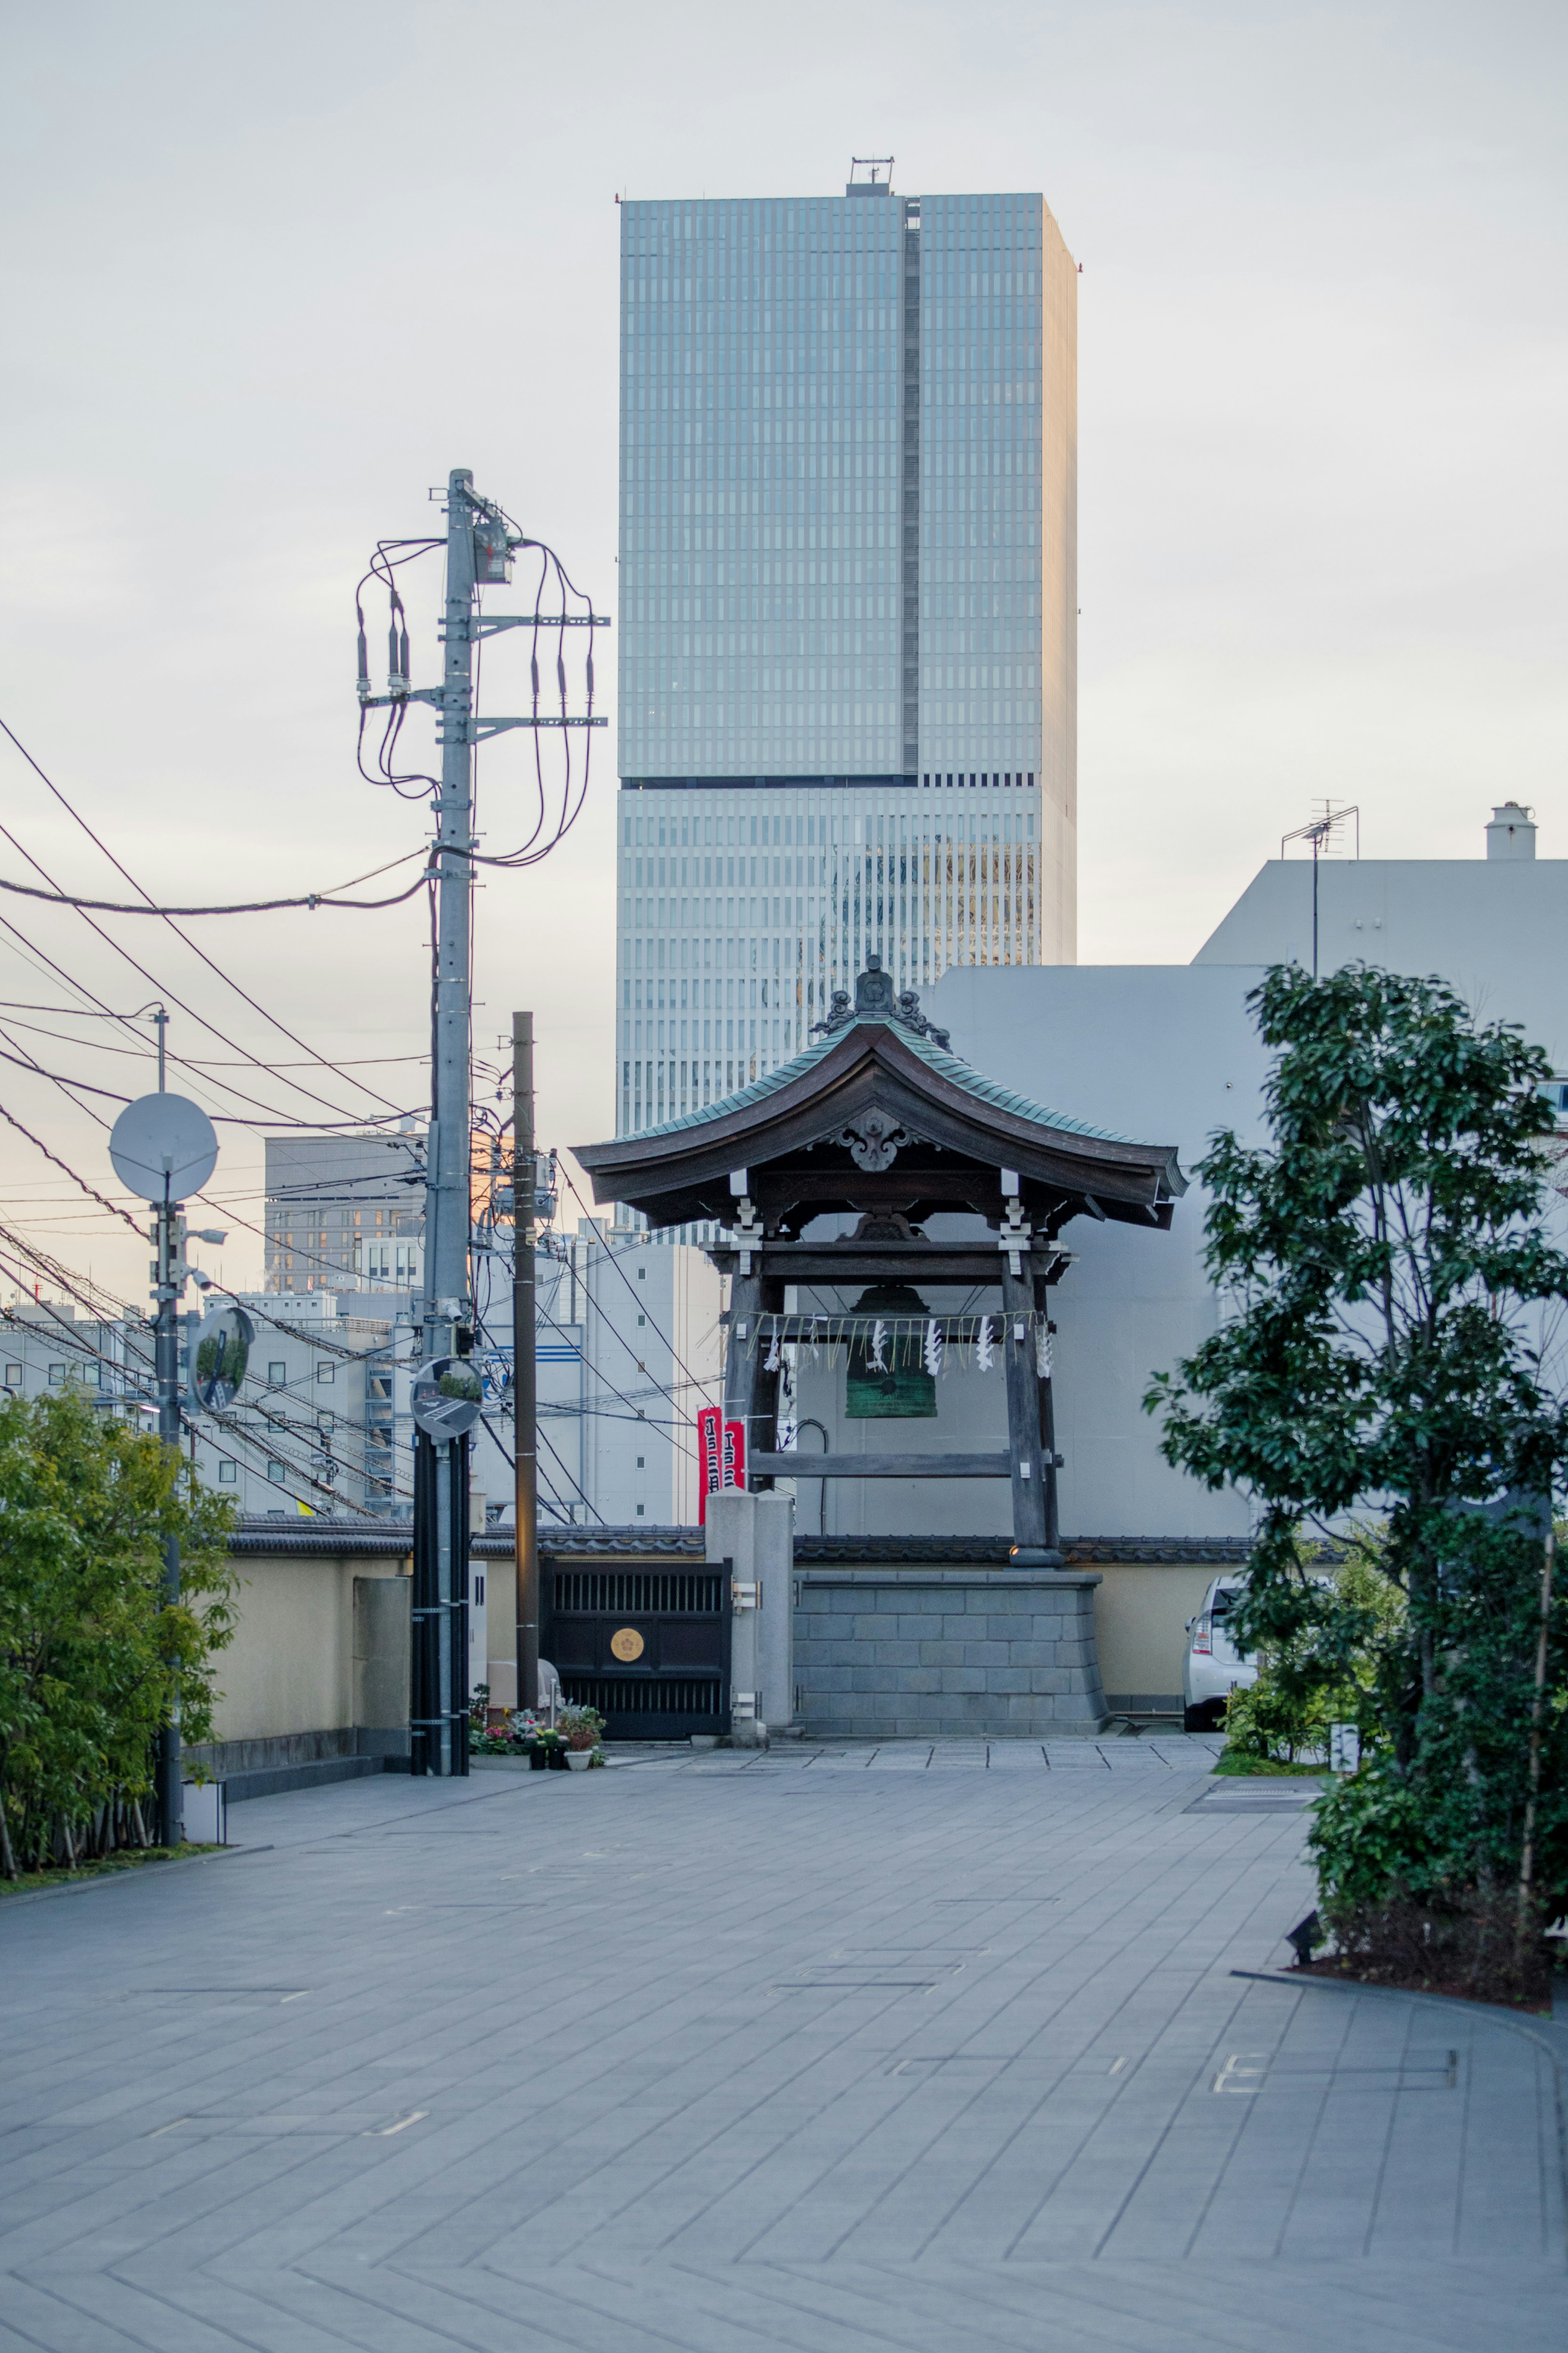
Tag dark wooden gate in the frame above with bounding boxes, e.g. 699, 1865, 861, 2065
542, 1561, 728, 1739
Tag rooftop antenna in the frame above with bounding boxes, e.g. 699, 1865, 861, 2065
1280, 802, 1360, 977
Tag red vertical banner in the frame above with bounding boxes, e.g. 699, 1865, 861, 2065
723, 1417, 746, 1492
697, 1405, 722, 1524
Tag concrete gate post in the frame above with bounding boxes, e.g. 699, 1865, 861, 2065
705, 1489, 794, 1745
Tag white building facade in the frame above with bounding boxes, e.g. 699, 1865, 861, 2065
468, 1222, 724, 1532
617, 178, 1078, 1138
790, 807, 1568, 1544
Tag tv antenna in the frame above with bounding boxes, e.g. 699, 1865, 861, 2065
1280, 802, 1360, 976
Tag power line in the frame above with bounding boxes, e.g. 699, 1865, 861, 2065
0, 1035, 425, 1129
0, 837, 434, 918
0, 1097, 144, 1229
0, 712, 414, 1123
479, 1406, 605, 1526
559, 1165, 716, 1411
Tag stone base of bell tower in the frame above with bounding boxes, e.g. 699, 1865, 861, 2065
793, 1560, 1109, 1738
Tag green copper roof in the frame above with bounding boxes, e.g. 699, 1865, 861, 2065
630, 1013, 1148, 1149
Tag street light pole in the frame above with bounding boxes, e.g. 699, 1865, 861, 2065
154, 1184, 183, 1848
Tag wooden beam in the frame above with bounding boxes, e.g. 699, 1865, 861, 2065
711, 1249, 1033, 1282
748, 1170, 1007, 1206
748, 1452, 1014, 1479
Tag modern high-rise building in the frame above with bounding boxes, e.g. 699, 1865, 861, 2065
616, 172, 1077, 1137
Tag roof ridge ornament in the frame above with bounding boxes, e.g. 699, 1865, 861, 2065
810, 954, 953, 1052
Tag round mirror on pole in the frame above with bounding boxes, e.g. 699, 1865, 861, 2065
108, 1094, 219, 1202
410, 1357, 483, 1441
188, 1305, 254, 1412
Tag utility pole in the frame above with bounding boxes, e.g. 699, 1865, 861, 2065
513, 1012, 539, 1711
357, 468, 604, 1772
428, 467, 479, 1367
410, 467, 485, 1778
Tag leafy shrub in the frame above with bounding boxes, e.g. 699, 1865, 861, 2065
1223, 1541, 1403, 1764
0, 1391, 236, 1875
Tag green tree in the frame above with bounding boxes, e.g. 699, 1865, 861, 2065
1147, 965, 1568, 1984
0, 1389, 236, 1874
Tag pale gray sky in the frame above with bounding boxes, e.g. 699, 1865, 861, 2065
1, 0, 1563, 1295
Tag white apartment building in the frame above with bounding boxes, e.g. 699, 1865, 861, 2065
0, 1291, 397, 1520
468, 1221, 724, 1530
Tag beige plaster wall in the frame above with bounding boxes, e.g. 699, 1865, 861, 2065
211, 1551, 410, 1744
1090, 1561, 1218, 1702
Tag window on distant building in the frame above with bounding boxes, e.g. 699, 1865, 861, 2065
267, 1362, 287, 1385
4, 1364, 20, 1387
218, 1461, 237, 1484
47, 1364, 65, 1385
316, 1362, 334, 1383
267, 1460, 285, 1483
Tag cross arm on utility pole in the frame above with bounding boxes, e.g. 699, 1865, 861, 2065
357, 686, 446, 710
466, 716, 607, 740
468, 614, 612, 638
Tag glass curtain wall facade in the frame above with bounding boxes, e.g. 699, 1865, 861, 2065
617, 183, 1076, 1138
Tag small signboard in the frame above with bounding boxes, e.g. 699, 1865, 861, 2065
697, 1405, 747, 1522
698, 1405, 722, 1523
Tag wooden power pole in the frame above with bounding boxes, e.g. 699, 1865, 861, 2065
512, 1012, 539, 1711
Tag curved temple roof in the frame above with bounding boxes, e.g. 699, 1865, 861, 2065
576, 958, 1185, 1240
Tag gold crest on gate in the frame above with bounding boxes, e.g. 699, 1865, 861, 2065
610, 1626, 645, 1662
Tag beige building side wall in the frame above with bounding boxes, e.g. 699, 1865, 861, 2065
1038, 202, 1078, 966
1090, 1561, 1217, 1706
211, 1551, 410, 1744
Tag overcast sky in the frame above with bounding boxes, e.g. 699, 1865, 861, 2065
0, 0, 1563, 1297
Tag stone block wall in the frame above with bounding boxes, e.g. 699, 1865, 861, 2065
793, 1568, 1107, 1735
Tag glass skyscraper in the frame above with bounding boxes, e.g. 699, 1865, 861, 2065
617, 176, 1077, 1138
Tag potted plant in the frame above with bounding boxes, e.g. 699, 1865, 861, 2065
533, 1725, 568, 1770
559, 1704, 605, 1771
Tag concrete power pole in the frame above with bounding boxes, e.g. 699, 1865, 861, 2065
427, 467, 479, 1365
409, 466, 486, 1779
512, 1013, 539, 1711
358, 468, 604, 1771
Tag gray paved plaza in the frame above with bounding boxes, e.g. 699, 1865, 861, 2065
2, 1737, 1564, 2351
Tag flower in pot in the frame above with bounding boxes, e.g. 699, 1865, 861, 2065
559, 1705, 605, 1771
533, 1726, 568, 1770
